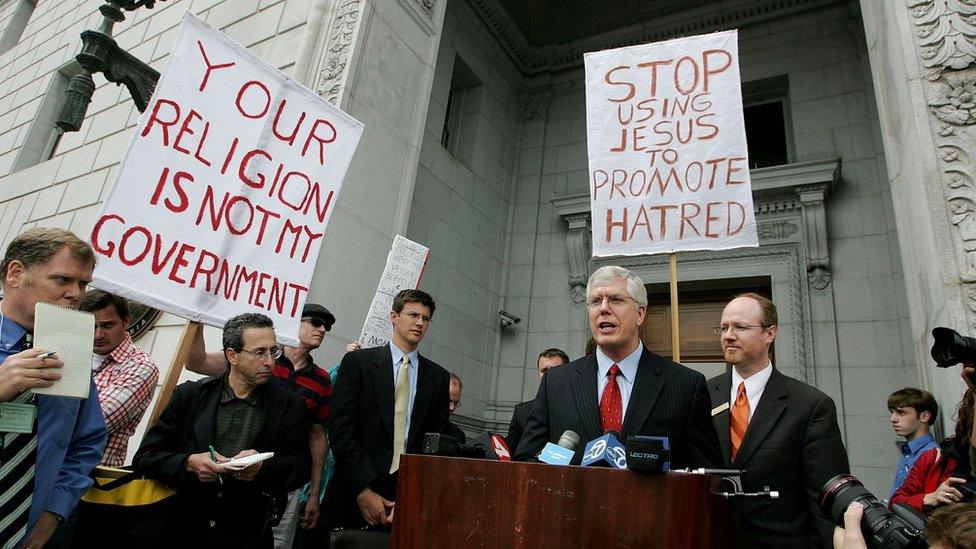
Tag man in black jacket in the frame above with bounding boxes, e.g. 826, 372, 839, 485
506, 348, 568, 451
134, 313, 310, 548
322, 289, 451, 530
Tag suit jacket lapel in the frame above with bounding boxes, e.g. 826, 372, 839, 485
733, 369, 788, 467
621, 349, 664, 437
709, 373, 733, 466
192, 380, 220, 449
407, 355, 437, 446
372, 345, 395, 441
572, 355, 603, 439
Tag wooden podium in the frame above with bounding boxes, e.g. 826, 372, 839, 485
391, 455, 730, 548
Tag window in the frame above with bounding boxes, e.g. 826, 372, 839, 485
0, 0, 37, 56
10, 61, 80, 172
640, 278, 773, 380
439, 56, 482, 163
742, 76, 792, 169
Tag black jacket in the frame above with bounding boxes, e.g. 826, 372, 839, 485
134, 375, 310, 548
709, 368, 849, 548
514, 347, 722, 469
323, 344, 451, 529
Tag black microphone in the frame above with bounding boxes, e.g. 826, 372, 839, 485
625, 435, 670, 473
580, 431, 627, 469
422, 432, 486, 459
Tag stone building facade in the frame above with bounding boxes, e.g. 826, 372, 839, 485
0, 0, 968, 495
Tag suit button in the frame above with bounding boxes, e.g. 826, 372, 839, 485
216, 491, 223, 498
209, 520, 216, 528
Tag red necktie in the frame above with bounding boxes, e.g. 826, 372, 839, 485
600, 364, 623, 433
730, 382, 750, 460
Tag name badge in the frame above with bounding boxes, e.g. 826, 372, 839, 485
711, 402, 730, 416
0, 402, 36, 433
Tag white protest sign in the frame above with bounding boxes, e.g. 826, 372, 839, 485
584, 30, 758, 257
89, 12, 364, 346
359, 236, 430, 347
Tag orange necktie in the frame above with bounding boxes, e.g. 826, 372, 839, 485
730, 382, 749, 461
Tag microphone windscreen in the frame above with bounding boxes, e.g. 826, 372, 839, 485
557, 430, 580, 450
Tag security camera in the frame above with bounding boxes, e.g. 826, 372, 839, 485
498, 311, 521, 331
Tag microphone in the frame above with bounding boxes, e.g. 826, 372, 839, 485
537, 430, 579, 465
581, 431, 627, 469
471, 432, 512, 461
422, 432, 487, 459
625, 435, 670, 473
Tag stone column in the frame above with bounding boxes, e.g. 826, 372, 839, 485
303, 0, 448, 358
860, 0, 976, 414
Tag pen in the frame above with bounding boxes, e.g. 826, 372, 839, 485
209, 445, 223, 485
37, 351, 56, 359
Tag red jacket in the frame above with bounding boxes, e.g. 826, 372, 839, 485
889, 447, 957, 513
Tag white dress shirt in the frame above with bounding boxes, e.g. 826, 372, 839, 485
730, 362, 773, 420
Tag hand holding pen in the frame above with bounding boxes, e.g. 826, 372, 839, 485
186, 447, 226, 483
0, 348, 63, 402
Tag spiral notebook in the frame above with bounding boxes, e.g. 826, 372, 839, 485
31, 302, 95, 399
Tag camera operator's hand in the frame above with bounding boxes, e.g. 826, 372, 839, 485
963, 363, 976, 390
832, 502, 867, 549
924, 477, 966, 508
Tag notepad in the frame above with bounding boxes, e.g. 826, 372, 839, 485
218, 452, 274, 471
31, 302, 95, 399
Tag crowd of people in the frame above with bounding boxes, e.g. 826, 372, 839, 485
2, 226, 976, 548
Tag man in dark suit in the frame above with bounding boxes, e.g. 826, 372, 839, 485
134, 313, 311, 548
323, 289, 451, 530
709, 293, 849, 547
506, 348, 569, 450
514, 266, 721, 469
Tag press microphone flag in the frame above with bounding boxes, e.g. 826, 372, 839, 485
538, 430, 579, 465
581, 431, 627, 469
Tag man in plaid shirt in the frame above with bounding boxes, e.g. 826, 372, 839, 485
81, 290, 159, 467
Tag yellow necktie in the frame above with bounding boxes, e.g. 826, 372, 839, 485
390, 355, 410, 473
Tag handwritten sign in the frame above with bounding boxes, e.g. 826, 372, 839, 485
358, 236, 430, 347
89, 12, 364, 346
584, 30, 758, 257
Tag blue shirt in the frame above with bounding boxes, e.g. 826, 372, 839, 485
389, 342, 419, 447
887, 433, 938, 500
595, 344, 642, 420
0, 312, 106, 536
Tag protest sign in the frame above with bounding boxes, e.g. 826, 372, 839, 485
584, 30, 758, 257
89, 12, 364, 345
359, 236, 430, 347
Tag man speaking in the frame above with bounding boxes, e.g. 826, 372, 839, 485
514, 266, 721, 468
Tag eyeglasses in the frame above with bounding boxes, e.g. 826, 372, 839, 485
586, 294, 637, 309
402, 311, 433, 324
238, 346, 283, 360
712, 324, 773, 335
302, 316, 331, 331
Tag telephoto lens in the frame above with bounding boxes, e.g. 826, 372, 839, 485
931, 327, 976, 368
819, 474, 927, 549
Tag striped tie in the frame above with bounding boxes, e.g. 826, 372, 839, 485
0, 391, 37, 548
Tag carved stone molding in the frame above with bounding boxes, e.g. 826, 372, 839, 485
907, 0, 976, 325
468, 0, 843, 75
316, 0, 366, 105
551, 158, 841, 299
396, 0, 438, 36
552, 194, 591, 303
518, 88, 552, 121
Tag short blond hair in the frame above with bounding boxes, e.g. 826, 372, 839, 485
1, 228, 95, 288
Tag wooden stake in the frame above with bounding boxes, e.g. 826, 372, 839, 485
669, 253, 680, 363
148, 320, 200, 425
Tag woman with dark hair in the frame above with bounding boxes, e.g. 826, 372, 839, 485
890, 386, 975, 513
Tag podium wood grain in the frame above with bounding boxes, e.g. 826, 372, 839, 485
391, 455, 730, 548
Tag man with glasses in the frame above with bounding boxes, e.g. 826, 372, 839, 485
707, 293, 848, 547
323, 289, 451, 532
514, 266, 721, 469
135, 312, 310, 548
444, 372, 467, 443
185, 303, 337, 546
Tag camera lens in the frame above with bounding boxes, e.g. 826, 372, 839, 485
819, 474, 927, 549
